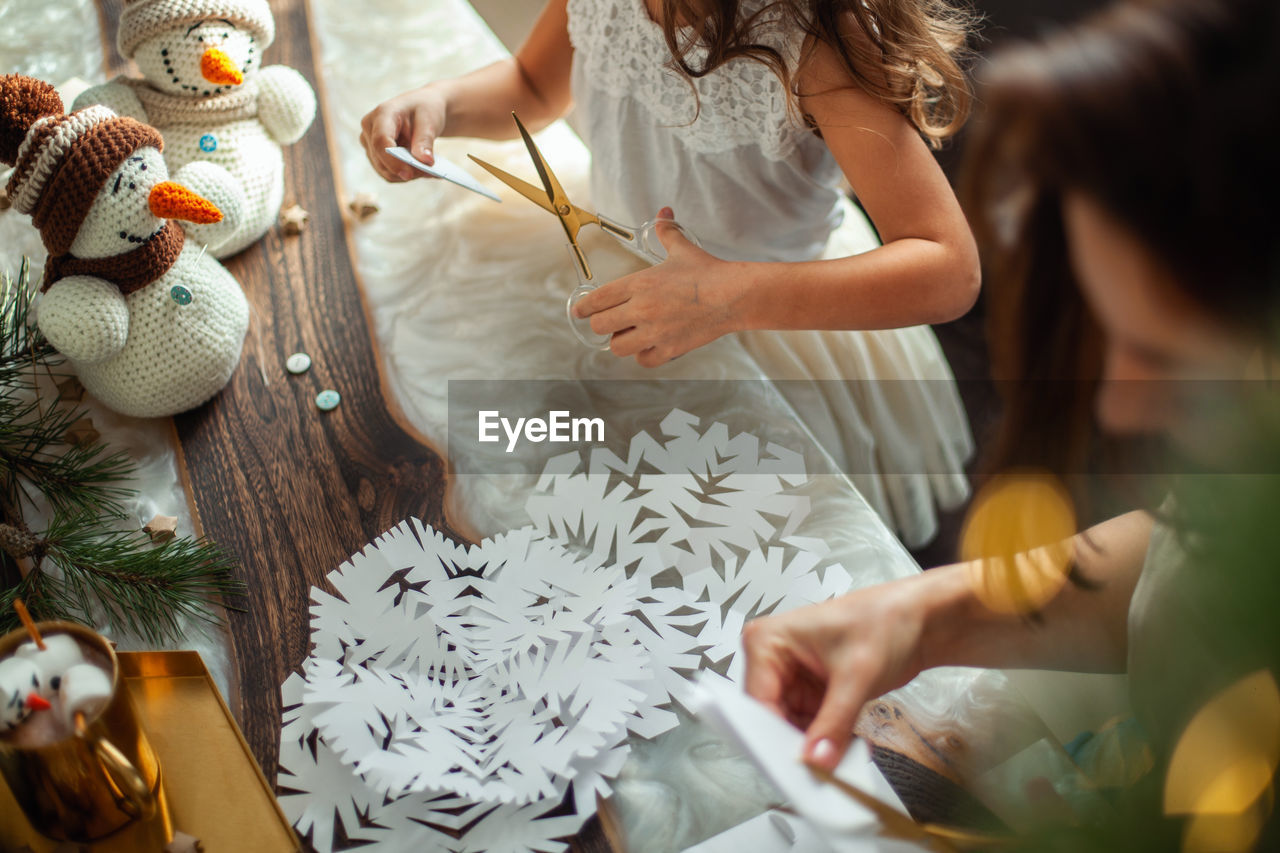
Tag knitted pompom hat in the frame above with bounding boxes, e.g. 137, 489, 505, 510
118, 0, 276, 59
0, 74, 164, 257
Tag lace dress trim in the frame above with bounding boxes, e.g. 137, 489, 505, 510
568, 0, 809, 161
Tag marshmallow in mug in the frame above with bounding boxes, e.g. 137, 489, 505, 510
0, 657, 52, 732
14, 635, 114, 725
14, 634, 85, 685
1, 634, 90, 732
57, 663, 114, 723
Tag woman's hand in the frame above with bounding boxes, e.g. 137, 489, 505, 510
742, 572, 953, 771
360, 85, 449, 183
572, 209, 744, 367
742, 510, 1155, 772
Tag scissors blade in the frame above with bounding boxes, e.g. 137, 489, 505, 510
467, 155, 558, 215
511, 113, 581, 241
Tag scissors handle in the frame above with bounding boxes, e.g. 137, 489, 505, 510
566, 214, 702, 350
566, 243, 611, 350
597, 214, 701, 265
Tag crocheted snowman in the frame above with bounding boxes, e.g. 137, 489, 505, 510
73, 0, 316, 258
0, 74, 250, 419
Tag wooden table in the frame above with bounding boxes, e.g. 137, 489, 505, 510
92, 1, 616, 848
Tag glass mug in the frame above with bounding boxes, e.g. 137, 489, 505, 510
0, 621, 162, 842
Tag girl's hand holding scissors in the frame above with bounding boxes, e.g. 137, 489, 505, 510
572, 208, 746, 367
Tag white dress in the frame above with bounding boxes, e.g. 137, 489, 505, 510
568, 0, 974, 548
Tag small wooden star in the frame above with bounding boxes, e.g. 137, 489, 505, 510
347, 192, 380, 222
63, 418, 98, 447
143, 514, 179, 544
279, 203, 309, 235
164, 831, 204, 853
56, 375, 85, 402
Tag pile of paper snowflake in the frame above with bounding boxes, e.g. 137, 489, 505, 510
278, 410, 854, 853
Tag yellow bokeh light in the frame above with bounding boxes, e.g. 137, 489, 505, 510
1181, 784, 1273, 853
959, 472, 1077, 614
1167, 670, 1280, 852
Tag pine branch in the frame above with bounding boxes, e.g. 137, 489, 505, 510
10, 510, 244, 644
0, 394, 135, 520
0, 258, 54, 378
0, 259, 245, 644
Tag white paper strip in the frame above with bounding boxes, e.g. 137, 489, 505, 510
690, 676, 922, 853
385, 146, 503, 202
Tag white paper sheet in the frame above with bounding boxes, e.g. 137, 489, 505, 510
385, 146, 503, 202
691, 676, 925, 853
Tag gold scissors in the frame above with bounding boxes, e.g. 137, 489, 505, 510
469, 113, 699, 349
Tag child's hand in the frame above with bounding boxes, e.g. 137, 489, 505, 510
360, 86, 448, 183
573, 209, 741, 367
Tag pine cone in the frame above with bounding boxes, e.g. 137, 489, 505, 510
0, 522, 38, 559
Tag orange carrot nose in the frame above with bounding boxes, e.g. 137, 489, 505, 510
201, 47, 243, 86
25, 693, 50, 711
149, 182, 222, 224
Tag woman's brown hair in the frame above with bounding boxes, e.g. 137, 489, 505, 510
655, 0, 976, 148
963, 0, 1280, 480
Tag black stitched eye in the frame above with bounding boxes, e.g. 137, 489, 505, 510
139, 164, 147, 170
128, 183, 136, 190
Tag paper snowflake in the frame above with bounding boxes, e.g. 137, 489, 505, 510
280, 411, 856, 852
278, 672, 599, 853
302, 523, 650, 804
526, 410, 813, 579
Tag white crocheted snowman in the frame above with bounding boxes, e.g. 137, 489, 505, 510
0, 74, 250, 419
73, 0, 316, 258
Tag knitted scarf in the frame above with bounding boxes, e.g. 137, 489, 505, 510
120, 76, 259, 125
42, 220, 186, 295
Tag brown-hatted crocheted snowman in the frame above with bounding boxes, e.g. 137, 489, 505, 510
73, 0, 316, 258
0, 74, 249, 418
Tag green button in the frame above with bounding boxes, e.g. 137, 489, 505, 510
315, 389, 340, 411
170, 284, 193, 305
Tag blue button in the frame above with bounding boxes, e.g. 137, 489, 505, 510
170, 284, 192, 305
315, 389, 341, 411
199, 134, 217, 152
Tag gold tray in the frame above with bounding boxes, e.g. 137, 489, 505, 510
1, 651, 300, 852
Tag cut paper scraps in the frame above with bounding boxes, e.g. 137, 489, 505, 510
278, 411, 856, 852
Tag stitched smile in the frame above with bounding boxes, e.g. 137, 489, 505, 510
119, 225, 165, 245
